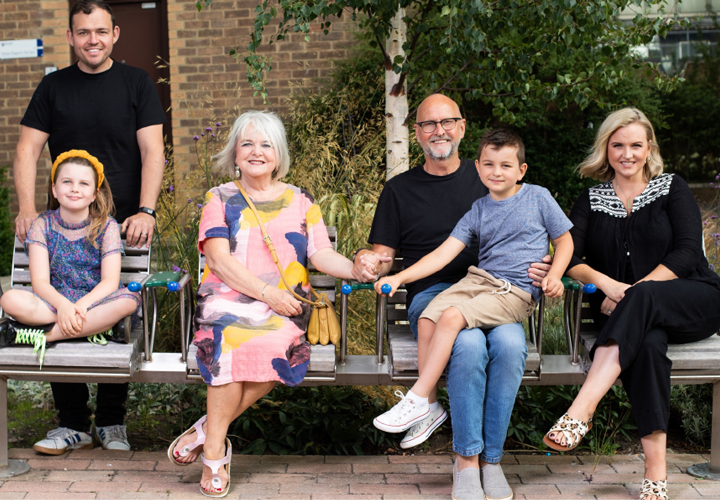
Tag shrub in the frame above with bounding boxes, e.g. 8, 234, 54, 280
0, 166, 13, 276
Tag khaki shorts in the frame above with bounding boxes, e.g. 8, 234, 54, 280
420, 267, 536, 329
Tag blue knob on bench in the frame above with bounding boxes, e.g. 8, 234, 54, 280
381, 284, 391, 295
582, 284, 597, 294
341, 284, 352, 295
167, 281, 180, 292
128, 282, 142, 292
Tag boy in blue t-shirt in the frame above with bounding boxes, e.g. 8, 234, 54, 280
373, 129, 574, 434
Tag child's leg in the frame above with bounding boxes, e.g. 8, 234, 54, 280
417, 318, 440, 404
412, 306, 468, 397
45, 298, 137, 342
0, 290, 57, 325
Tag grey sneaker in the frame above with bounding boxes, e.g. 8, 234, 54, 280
452, 460, 484, 500
481, 463, 513, 500
94, 424, 130, 451
33, 427, 93, 455
400, 404, 448, 449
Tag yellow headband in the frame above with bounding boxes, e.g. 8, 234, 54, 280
51, 150, 105, 188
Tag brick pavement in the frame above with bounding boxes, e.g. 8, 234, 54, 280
1, 448, 719, 499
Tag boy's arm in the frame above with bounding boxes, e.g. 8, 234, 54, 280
547, 232, 573, 280
398, 236, 467, 285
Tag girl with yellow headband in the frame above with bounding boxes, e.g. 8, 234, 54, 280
0, 150, 142, 368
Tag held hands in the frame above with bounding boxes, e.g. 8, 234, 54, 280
57, 300, 86, 337
121, 212, 155, 248
351, 251, 392, 283
541, 275, 564, 298
375, 275, 402, 297
528, 255, 553, 288
263, 285, 303, 317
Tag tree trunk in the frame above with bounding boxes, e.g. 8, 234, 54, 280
385, 6, 409, 180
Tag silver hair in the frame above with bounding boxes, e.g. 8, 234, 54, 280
213, 110, 290, 179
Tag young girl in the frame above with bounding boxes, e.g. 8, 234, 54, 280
0, 150, 141, 366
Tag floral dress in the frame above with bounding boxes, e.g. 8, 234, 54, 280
194, 181, 332, 386
25, 210, 141, 316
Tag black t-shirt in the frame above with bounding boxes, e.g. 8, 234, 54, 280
21, 61, 166, 223
368, 159, 489, 307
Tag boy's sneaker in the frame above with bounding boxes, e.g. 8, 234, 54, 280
400, 405, 448, 449
33, 427, 93, 455
373, 390, 430, 433
94, 424, 131, 451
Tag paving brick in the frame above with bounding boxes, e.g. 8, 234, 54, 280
325, 456, 388, 464
0, 469, 48, 482
97, 493, 170, 500
138, 481, 199, 493
155, 459, 204, 471
382, 496, 451, 500
68, 449, 133, 461
260, 455, 324, 464
546, 462, 617, 474
279, 483, 349, 495
510, 483, 561, 497
577, 454, 644, 465
0, 493, 26, 500
352, 463, 417, 474
0, 481, 70, 492
667, 454, 707, 463
666, 482, 703, 498
89, 459, 157, 470
418, 463, 453, 474
25, 494, 96, 500
388, 455, 452, 464
44, 470, 114, 482
350, 484, 420, 495
317, 473, 385, 484
69, 481, 142, 492
26, 459, 90, 470
130, 451, 167, 461
239, 496, 309, 500
312, 496, 382, 500
112, 471, 183, 482
230, 483, 280, 496
515, 454, 585, 465
693, 482, 720, 496
8, 449, 65, 460
385, 474, 452, 485
610, 462, 646, 474
248, 473, 316, 484
180, 470, 250, 484
286, 463, 351, 474
556, 483, 634, 498
419, 483, 453, 495
228, 463, 287, 474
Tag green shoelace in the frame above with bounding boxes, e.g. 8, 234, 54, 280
87, 329, 112, 346
15, 329, 48, 369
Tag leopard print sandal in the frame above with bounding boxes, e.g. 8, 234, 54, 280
543, 412, 593, 452
639, 478, 668, 500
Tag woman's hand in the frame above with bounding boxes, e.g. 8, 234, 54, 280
542, 275, 564, 298
601, 297, 618, 316
375, 275, 402, 297
599, 278, 631, 303
263, 286, 303, 317
352, 251, 392, 282
57, 300, 84, 337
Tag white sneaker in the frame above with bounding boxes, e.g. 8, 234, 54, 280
400, 404, 448, 449
373, 390, 430, 433
94, 424, 130, 451
33, 427, 93, 455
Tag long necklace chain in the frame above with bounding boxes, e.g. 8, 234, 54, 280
613, 179, 647, 214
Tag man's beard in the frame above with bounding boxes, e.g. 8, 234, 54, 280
421, 134, 460, 160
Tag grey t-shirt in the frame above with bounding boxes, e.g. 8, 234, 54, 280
450, 183, 573, 301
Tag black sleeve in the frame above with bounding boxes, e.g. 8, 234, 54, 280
135, 72, 166, 130
20, 76, 52, 133
660, 175, 703, 278
567, 188, 591, 271
367, 183, 400, 250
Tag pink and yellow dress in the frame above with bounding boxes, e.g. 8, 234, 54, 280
193, 181, 332, 386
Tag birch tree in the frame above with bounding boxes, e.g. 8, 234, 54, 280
198, 0, 683, 179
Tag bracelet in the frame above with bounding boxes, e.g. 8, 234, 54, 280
261, 284, 268, 299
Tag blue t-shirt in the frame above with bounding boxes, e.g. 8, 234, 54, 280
450, 183, 573, 301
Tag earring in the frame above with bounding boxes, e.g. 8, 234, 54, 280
234, 165, 240, 178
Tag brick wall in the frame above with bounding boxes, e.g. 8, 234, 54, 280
166, 0, 357, 178
0, 0, 71, 214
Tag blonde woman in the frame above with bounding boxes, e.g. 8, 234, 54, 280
543, 108, 720, 500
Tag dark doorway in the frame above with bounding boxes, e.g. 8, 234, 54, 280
69, 0, 172, 143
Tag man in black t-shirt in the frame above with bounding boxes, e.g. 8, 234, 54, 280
12, 0, 165, 455
352, 95, 550, 500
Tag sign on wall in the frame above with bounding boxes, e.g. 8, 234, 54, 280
0, 39, 43, 60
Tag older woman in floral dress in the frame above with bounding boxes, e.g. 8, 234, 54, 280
167, 110, 360, 497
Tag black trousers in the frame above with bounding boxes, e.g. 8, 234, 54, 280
591, 279, 720, 437
50, 382, 128, 432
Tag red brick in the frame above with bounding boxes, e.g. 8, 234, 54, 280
69, 481, 142, 492
89, 459, 157, 470
26, 459, 90, 470
0, 481, 71, 492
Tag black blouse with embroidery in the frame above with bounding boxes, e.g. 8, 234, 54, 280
568, 173, 720, 295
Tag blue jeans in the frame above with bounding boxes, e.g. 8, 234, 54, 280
408, 283, 527, 462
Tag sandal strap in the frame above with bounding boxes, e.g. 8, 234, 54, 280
180, 415, 207, 457
201, 440, 232, 491
640, 478, 667, 500
547, 413, 590, 448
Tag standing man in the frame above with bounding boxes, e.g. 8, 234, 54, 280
13, 0, 165, 453
352, 94, 550, 500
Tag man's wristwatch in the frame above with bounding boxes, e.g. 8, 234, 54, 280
351, 248, 366, 264
138, 207, 157, 219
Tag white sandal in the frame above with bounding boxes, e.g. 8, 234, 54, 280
200, 438, 232, 498
543, 412, 592, 451
640, 478, 668, 500
167, 415, 206, 466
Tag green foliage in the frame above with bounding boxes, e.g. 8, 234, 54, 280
241, 0, 683, 123
0, 166, 13, 276
670, 384, 713, 446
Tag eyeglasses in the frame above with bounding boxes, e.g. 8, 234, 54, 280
416, 117, 463, 134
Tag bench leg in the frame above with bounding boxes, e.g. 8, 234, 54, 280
687, 380, 720, 480
0, 377, 30, 477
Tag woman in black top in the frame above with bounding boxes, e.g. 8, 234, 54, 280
544, 108, 720, 500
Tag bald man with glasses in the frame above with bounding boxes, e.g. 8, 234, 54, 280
352, 94, 551, 500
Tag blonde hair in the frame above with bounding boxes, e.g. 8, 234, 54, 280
48, 156, 116, 248
213, 110, 290, 179
578, 108, 664, 182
